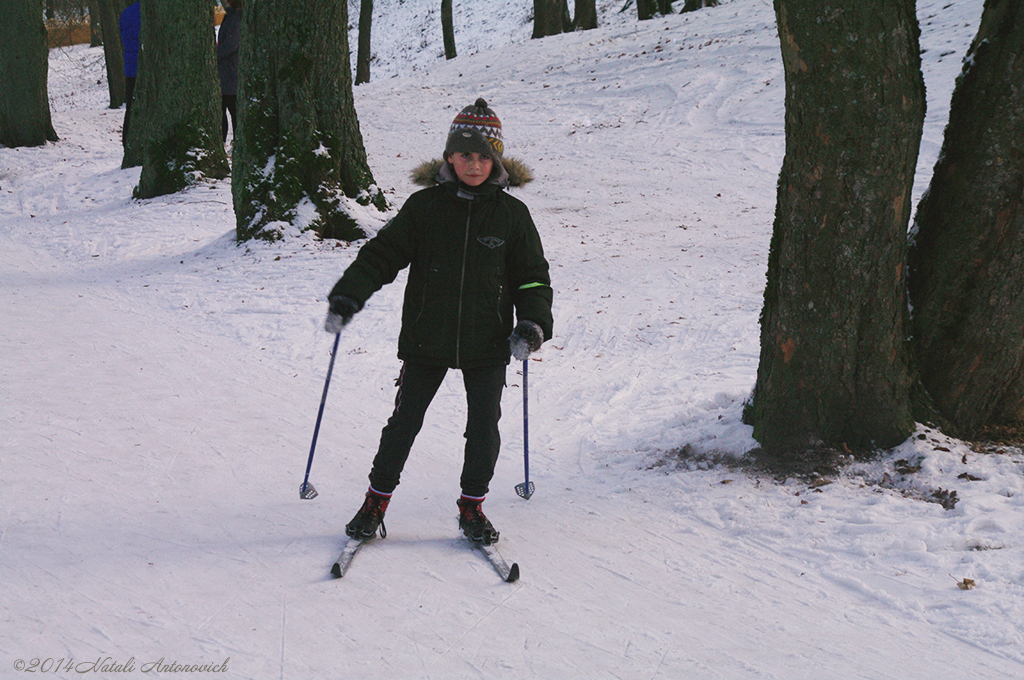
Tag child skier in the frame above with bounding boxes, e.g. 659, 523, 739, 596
324, 98, 553, 545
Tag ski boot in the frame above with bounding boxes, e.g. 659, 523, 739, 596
457, 496, 499, 545
346, 489, 390, 539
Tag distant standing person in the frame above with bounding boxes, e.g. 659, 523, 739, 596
119, 1, 140, 148
217, 0, 243, 144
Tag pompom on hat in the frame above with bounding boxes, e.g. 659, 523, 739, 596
445, 98, 504, 162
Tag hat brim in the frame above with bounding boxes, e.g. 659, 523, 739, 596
445, 128, 504, 160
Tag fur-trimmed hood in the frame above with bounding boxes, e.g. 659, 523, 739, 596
410, 157, 534, 189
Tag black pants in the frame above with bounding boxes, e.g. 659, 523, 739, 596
122, 76, 136, 148
221, 94, 237, 143
368, 362, 506, 499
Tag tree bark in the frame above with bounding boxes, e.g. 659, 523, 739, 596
533, 0, 568, 39
681, 0, 720, 14
745, 0, 923, 453
234, 0, 387, 242
908, 0, 1024, 435
638, 0, 658, 20
96, 0, 126, 109
355, 0, 372, 85
0, 0, 59, 147
89, 0, 103, 46
442, 0, 457, 59
574, 0, 597, 30
129, 0, 228, 197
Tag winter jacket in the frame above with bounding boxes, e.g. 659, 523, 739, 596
217, 7, 242, 95
119, 2, 140, 79
329, 160, 553, 369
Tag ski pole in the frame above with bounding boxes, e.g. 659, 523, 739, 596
300, 331, 341, 499
515, 358, 535, 499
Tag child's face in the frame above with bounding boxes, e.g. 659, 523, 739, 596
448, 152, 494, 187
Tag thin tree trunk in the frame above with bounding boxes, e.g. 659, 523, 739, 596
89, 0, 103, 46
681, 0, 720, 13
442, 0, 456, 59
0, 0, 59, 147
130, 0, 228, 198
745, 0, 923, 454
96, 0, 126, 109
909, 0, 1024, 435
355, 0, 372, 85
234, 0, 387, 242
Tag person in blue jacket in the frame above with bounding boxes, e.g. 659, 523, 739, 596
324, 99, 553, 546
119, 1, 140, 148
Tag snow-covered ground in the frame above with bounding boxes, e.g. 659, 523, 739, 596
3, 1, 1023, 678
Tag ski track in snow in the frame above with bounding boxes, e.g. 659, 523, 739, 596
2, 1, 1024, 678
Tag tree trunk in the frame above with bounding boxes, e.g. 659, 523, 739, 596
908, 0, 1024, 435
574, 0, 597, 30
442, 0, 457, 59
681, 0, 720, 13
129, 0, 228, 198
533, 0, 568, 39
96, 0, 126, 109
89, 0, 103, 46
745, 0, 923, 454
638, 0, 658, 20
0, 0, 59, 147
355, 0, 372, 85
234, 0, 387, 242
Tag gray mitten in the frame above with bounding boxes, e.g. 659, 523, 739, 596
324, 295, 361, 334
509, 320, 544, 361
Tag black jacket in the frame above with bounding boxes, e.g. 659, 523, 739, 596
329, 164, 553, 369
217, 7, 241, 95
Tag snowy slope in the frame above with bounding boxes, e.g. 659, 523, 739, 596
3, 1, 1023, 678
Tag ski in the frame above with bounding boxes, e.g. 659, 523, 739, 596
331, 536, 519, 583
472, 541, 520, 583
330, 537, 363, 578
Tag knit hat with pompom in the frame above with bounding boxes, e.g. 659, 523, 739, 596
444, 98, 504, 163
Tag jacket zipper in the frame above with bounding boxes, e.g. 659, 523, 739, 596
455, 202, 472, 368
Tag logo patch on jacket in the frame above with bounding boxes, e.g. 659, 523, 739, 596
478, 236, 505, 249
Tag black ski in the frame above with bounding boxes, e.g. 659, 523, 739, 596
330, 537, 363, 578
472, 540, 520, 583
331, 536, 519, 583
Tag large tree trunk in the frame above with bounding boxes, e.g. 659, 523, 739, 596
533, 0, 569, 39
745, 0, 923, 453
574, 0, 597, 30
442, 0, 457, 59
355, 0, 372, 85
0, 0, 59, 147
908, 0, 1024, 435
128, 0, 228, 197
95, 0, 126, 109
234, 0, 387, 242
